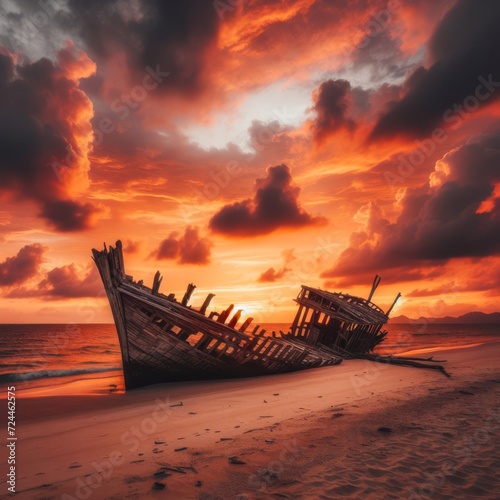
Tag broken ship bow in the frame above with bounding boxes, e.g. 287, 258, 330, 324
92, 241, 445, 391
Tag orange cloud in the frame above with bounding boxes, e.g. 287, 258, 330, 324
258, 248, 296, 282
0, 244, 45, 286
152, 226, 213, 265
8, 263, 102, 300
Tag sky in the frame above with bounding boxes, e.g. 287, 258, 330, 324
0, 0, 499, 324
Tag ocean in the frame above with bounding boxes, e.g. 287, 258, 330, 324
1, 323, 499, 397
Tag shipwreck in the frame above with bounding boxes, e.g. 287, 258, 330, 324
92, 241, 448, 390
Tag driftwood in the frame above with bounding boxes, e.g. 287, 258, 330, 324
356, 353, 451, 377
390, 355, 447, 363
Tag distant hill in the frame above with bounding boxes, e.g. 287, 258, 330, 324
390, 312, 500, 324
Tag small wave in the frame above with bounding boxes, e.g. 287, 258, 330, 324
0, 349, 23, 356
0, 363, 40, 370
0, 367, 122, 384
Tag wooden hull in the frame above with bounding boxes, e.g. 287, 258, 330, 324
118, 290, 342, 388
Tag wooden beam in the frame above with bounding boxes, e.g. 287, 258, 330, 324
182, 283, 196, 306
152, 271, 163, 295
228, 309, 242, 328
290, 304, 303, 336
238, 317, 253, 333
386, 292, 402, 316
367, 274, 381, 303
297, 306, 309, 337
218, 304, 234, 324
199, 293, 215, 315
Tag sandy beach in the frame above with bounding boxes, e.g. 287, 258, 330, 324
7, 342, 500, 499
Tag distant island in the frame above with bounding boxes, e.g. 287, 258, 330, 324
390, 312, 500, 324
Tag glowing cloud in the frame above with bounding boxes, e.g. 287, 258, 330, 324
153, 226, 213, 265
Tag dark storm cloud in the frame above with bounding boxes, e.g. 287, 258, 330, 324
312, 79, 355, 143
153, 226, 212, 265
322, 134, 500, 282
0, 48, 97, 231
209, 165, 327, 237
370, 0, 500, 140
0, 244, 45, 286
67, 0, 220, 95
39, 200, 98, 232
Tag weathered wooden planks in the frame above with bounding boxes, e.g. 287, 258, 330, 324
287, 284, 398, 357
